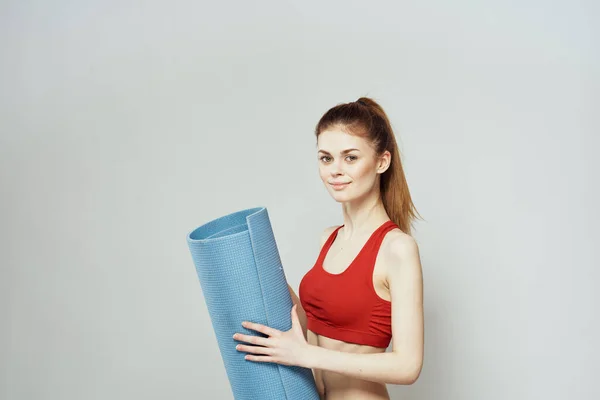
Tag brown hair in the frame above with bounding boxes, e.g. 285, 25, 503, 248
315, 97, 423, 235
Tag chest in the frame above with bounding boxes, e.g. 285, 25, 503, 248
321, 242, 391, 302
299, 255, 392, 331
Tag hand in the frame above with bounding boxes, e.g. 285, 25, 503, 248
233, 304, 312, 367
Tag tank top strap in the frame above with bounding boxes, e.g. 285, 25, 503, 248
372, 220, 398, 253
355, 220, 398, 272
316, 225, 344, 264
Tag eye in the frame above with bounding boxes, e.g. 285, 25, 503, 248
318, 155, 357, 163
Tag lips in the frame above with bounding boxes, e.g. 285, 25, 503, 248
330, 182, 351, 189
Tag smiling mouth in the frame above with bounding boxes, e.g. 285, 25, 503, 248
330, 182, 350, 188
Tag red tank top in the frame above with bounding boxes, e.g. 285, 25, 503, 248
298, 220, 397, 348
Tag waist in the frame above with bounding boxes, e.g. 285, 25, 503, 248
314, 333, 390, 400
323, 370, 389, 400
324, 384, 390, 400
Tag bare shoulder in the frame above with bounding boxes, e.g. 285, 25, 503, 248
381, 228, 422, 273
319, 225, 339, 247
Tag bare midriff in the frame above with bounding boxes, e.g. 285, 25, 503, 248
308, 330, 390, 400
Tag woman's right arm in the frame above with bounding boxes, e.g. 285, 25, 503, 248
287, 225, 338, 342
287, 285, 324, 398
287, 226, 338, 399
288, 283, 307, 340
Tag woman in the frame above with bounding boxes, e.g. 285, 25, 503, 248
233, 97, 424, 399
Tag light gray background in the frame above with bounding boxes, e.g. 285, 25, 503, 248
1, 1, 598, 399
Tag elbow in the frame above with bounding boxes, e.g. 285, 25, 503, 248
392, 358, 423, 385
405, 364, 422, 385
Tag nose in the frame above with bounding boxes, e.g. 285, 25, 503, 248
329, 159, 344, 177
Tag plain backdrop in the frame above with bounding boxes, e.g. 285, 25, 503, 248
1, 1, 598, 399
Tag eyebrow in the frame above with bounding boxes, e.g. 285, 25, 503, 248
318, 148, 360, 155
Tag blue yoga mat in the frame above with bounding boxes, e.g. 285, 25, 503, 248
186, 207, 320, 400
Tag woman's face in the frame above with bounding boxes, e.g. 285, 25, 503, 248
317, 127, 389, 203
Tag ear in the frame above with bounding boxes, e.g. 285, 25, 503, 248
377, 150, 392, 174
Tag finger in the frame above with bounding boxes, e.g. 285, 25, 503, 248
242, 321, 281, 337
236, 344, 275, 356
233, 333, 270, 347
244, 354, 276, 363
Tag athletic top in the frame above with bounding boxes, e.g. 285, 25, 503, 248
298, 220, 397, 348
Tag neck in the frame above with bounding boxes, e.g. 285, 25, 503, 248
339, 186, 389, 240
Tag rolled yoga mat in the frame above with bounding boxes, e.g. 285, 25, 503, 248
186, 207, 320, 400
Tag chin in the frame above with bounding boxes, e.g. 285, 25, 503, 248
329, 192, 353, 203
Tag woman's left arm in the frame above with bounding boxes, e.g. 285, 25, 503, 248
307, 235, 424, 385
234, 235, 424, 385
